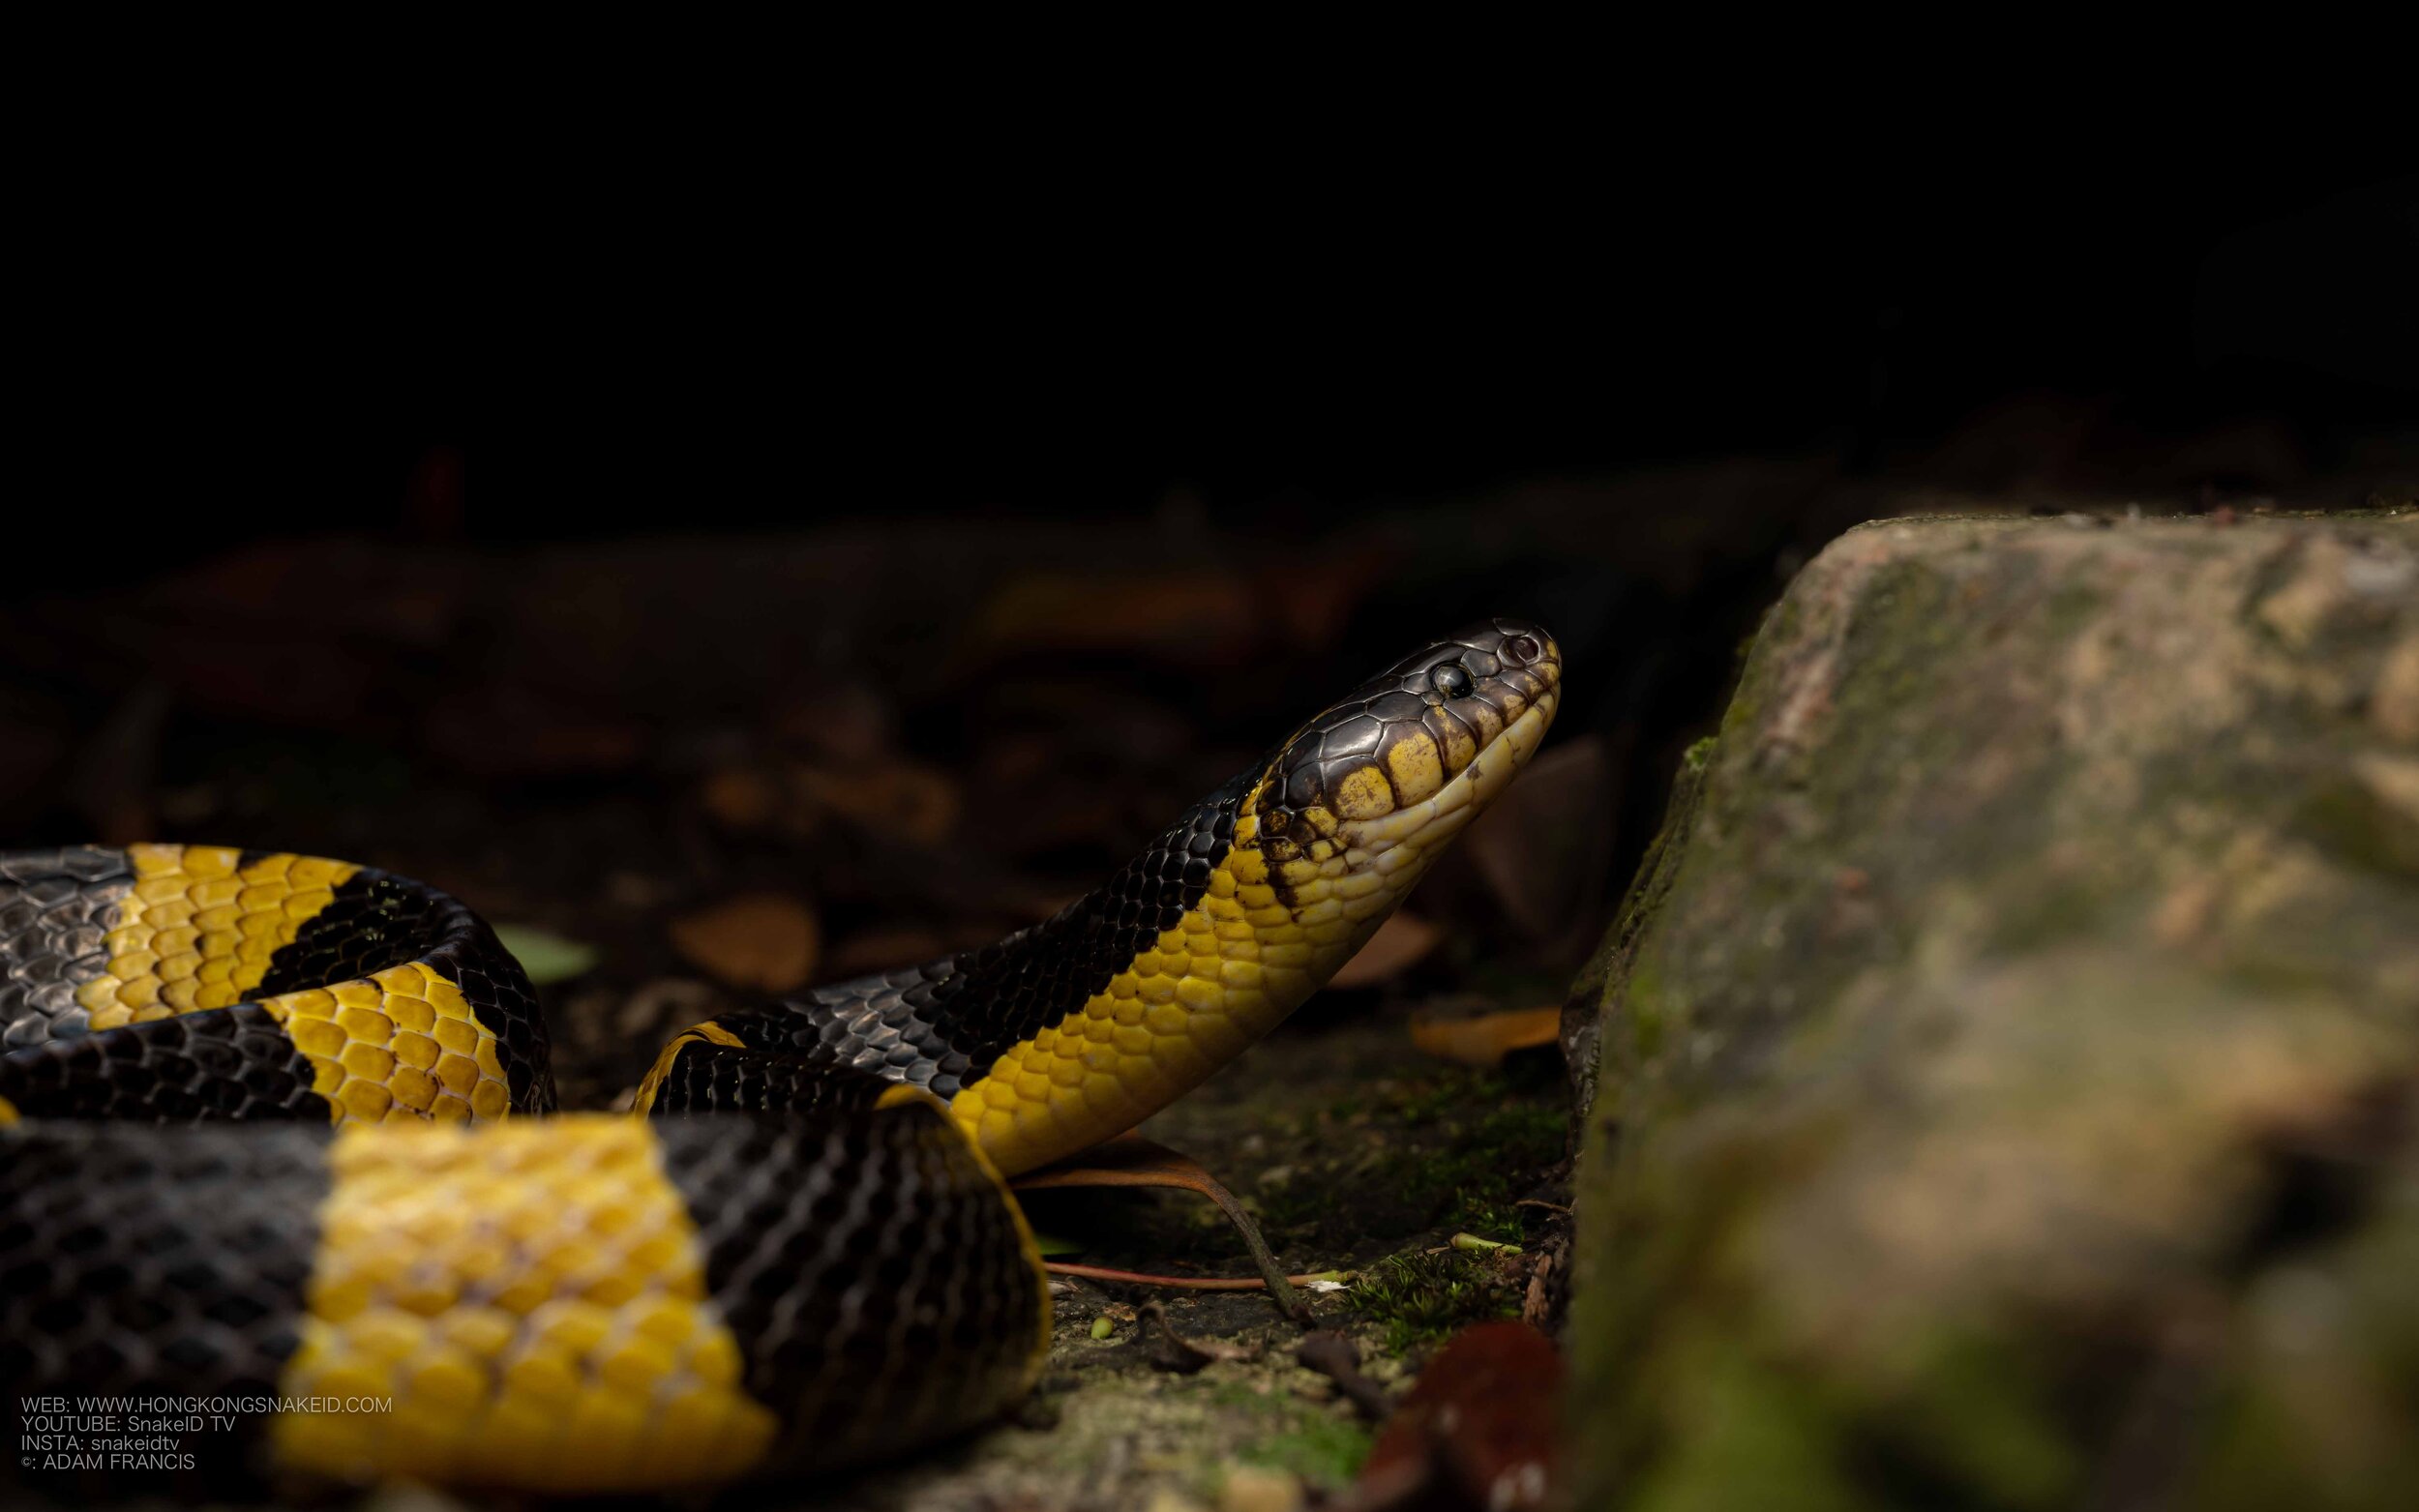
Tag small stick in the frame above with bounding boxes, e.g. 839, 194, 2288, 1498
1297, 1330, 1393, 1421
1015, 1137, 1310, 1320
1138, 1301, 1255, 1373
1047, 1261, 1345, 1291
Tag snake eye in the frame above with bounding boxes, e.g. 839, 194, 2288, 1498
1507, 634, 1541, 663
1429, 661, 1475, 699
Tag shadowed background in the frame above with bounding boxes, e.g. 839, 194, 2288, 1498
6, 167, 2412, 1112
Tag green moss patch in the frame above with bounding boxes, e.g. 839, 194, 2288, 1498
1350, 1249, 1524, 1353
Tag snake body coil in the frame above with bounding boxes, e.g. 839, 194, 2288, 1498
0, 620, 1560, 1497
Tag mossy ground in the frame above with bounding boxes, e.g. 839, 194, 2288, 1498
821, 1009, 1570, 1510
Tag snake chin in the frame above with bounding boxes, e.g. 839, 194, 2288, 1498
1337, 682, 1559, 868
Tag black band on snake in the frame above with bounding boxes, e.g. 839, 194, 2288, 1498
0, 619, 1561, 1497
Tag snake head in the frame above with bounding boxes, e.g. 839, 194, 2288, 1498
1242, 618, 1563, 886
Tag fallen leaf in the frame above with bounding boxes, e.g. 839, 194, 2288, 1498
1408, 1004, 1564, 1068
969, 571, 1260, 668
491, 924, 601, 985
1359, 1321, 1564, 1511
767, 679, 895, 764
425, 685, 644, 777
1460, 734, 1615, 944
1028, 1230, 1087, 1258
823, 928, 949, 979
1017, 1137, 1311, 1317
669, 893, 821, 993
1330, 911, 1442, 990
699, 768, 780, 831
797, 762, 961, 846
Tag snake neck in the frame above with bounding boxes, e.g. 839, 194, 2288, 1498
642, 624, 1563, 1177
946, 763, 1393, 1175
643, 759, 1397, 1176
945, 681, 1557, 1174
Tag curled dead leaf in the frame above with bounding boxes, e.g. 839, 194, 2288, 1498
1331, 911, 1442, 991
1359, 1321, 1563, 1511
1407, 1004, 1564, 1068
425, 686, 644, 778
823, 928, 949, 980
699, 768, 780, 831
767, 679, 895, 765
797, 762, 961, 846
1461, 734, 1614, 945
697, 760, 960, 847
970, 571, 1260, 667
668, 893, 821, 993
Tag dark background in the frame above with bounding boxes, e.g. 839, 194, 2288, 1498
7, 165, 2412, 1105
55, 166, 2418, 552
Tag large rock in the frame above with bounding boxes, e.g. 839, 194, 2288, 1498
1565, 512, 2419, 1510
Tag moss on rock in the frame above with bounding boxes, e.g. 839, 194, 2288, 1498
1567, 511, 2419, 1510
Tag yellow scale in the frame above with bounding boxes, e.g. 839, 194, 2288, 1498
949, 694, 1531, 1177
76, 845, 513, 1123
63, 846, 712, 1489
272, 1118, 779, 1491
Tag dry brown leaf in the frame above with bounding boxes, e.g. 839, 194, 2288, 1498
1330, 911, 1441, 990
970, 572, 1259, 667
1359, 1321, 1563, 1510
1461, 734, 1614, 943
823, 928, 948, 979
668, 893, 821, 993
1408, 1004, 1564, 1068
425, 686, 644, 777
797, 763, 961, 846
767, 679, 895, 764
699, 768, 779, 831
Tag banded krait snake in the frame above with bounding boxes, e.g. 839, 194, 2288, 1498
0, 619, 1561, 1496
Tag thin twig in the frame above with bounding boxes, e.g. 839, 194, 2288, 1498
1297, 1331, 1393, 1421
1046, 1261, 1343, 1291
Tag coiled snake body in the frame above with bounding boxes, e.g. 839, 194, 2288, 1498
0, 621, 1561, 1497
